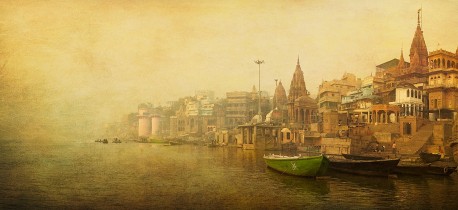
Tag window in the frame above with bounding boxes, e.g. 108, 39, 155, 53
407, 89, 410, 97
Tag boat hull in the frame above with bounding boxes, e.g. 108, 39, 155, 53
394, 164, 457, 176
264, 155, 329, 177
329, 158, 400, 176
419, 152, 441, 163
342, 154, 383, 160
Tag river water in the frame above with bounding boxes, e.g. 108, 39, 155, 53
1, 140, 458, 209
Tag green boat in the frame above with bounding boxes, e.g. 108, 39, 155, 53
263, 154, 329, 177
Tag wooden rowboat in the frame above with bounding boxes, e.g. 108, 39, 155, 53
342, 154, 384, 160
263, 154, 329, 177
328, 157, 400, 177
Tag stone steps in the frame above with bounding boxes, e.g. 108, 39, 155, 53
397, 123, 433, 155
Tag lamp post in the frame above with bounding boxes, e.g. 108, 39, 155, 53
254, 60, 264, 118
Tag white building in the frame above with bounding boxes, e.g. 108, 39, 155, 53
389, 83, 425, 117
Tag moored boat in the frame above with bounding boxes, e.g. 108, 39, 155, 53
394, 162, 457, 176
328, 157, 400, 177
342, 154, 384, 160
419, 152, 441, 163
263, 154, 329, 177
169, 141, 182, 145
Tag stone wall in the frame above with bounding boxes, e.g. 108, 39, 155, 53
321, 137, 351, 155
373, 132, 392, 143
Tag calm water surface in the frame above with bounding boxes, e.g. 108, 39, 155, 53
1, 140, 458, 209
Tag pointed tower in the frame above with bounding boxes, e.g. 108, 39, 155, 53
288, 57, 308, 103
409, 9, 428, 70
397, 49, 406, 70
273, 81, 287, 110
251, 85, 257, 100
410, 50, 421, 68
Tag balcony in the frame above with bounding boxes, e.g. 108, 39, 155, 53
425, 83, 458, 90
318, 95, 340, 103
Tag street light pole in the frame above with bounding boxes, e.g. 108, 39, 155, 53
254, 60, 264, 117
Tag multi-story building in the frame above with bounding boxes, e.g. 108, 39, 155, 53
318, 73, 361, 113
169, 90, 225, 137
339, 76, 377, 123
137, 103, 152, 138
225, 91, 255, 129
426, 48, 458, 120
373, 57, 410, 102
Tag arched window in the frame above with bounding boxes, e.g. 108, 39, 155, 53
447, 60, 451, 68
415, 90, 418, 98
407, 89, 410, 97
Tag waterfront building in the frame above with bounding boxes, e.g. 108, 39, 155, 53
426, 48, 458, 120
287, 57, 318, 127
225, 91, 256, 129
389, 83, 425, 118
138, 103, 152, 138
238, 57, 319, 150
373, 57, 410, 103
424, 48, 458, 155
339, 75, 377, 124
318, 72, 361, 113
168, 91, 225, 138
285, 57, 320, 146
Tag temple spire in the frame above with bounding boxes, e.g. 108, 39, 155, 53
409, 9, 428, 68
417, 8, 422, 27
297, 55, 300, 65
398, 48, 406, 69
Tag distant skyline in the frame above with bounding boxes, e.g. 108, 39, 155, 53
1, 0, 457, 139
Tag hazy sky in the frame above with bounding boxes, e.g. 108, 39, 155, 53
1, 0, 457, 139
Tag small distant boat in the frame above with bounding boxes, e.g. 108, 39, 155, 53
342, 154, 384, 160
112, 138, 122, 143
394, 163, 457, 176
102, 139, 108, 144
169, 141, 182, 145
207, 143, 219, 148
419, 152, 441, 163
263, 154, 329, 177
328, 157, 400, 177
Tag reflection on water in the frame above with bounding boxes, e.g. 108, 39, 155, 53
1, 140, 458, 209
